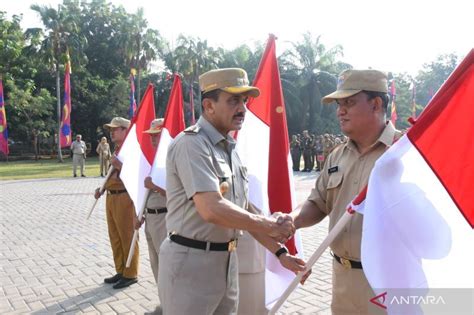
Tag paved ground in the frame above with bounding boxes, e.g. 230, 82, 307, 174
1, 171, 333, 314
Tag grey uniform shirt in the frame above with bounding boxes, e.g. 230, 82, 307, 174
71, 140, 86, 154
166, 116, 249, 243
146, 190, 167, 209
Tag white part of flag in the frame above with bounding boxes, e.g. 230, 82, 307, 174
117, 124, 151, 215
149, 128, 173, 190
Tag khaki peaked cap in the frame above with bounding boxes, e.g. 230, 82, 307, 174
103, 117, 130, 129
199, 68, 260, 98
144, 118, 164, 134
322, 69, 388, 104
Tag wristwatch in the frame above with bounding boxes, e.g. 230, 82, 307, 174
275, 247, 288, 258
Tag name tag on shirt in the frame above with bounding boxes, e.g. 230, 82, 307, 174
328, 166, 339, 174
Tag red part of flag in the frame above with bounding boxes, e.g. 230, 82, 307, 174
408, 49, 474, 228
163, 74, 185, 137
247, 34, 296, 254
128, 84, 156, 164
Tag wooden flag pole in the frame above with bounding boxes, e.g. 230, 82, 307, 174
126, 188, 151, 268
86, 166, 115, 220
269, 209, 354, 314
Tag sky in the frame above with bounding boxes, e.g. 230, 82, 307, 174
3, 0, 474, 76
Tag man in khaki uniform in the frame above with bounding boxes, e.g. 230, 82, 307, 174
292, 69, 401, 315
71, 134, 86, 177
159, 68, 306, 315
94, 117, 139, 289
96, 136, 111, 177
140, 118, 167, 315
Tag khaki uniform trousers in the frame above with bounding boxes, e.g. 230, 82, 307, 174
158, 239, 238, 315
99, 155, 109, 176
238, 271, 267, 315
331, 260, 386, 315
72, 154, 85, 175
145, 212, 167, 284
106, 192, 139, 278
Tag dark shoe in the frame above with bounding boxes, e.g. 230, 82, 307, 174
81, 174, 86, 177
113, 277, 137, 289
104, 273, 122, 284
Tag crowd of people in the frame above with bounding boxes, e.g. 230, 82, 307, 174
85, 67, 398, 315
290, 131, 347, 172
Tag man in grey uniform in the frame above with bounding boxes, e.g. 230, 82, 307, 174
140, 118, 167, 315
159, 68, 306, 315
71, 134, 86, 177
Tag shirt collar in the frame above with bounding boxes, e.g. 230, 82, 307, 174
198, 116, 236, 149
345, 121, 398, 152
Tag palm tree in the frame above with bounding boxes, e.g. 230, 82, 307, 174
28, 4, 86, 161
281, 32, 345, 132
121, 8, 164, 105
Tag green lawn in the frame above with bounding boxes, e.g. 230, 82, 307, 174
0, 156, 101, 180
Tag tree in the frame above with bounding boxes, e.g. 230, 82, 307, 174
6, 80, 55, 160
28, 3, 87, 161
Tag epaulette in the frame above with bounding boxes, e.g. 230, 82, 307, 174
184, 124, 201, 135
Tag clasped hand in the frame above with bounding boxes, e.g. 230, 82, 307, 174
268, 212, 295, 243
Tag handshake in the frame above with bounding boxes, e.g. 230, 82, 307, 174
268, 212, 296, 244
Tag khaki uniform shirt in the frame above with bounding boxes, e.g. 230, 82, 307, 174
146, 190, 167, 209
308, 122, 401, 261
166, 116, 248, 243
96, 142, 111, 158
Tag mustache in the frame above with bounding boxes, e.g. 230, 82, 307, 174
233, 113, 245, 118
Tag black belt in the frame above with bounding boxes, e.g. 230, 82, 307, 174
147, 207, 167, 214
169, 233, 237, 252
107, 189, 127, 195
333, 253, 363, 269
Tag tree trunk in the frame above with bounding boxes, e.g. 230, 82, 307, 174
33, 132, 38, 161
56, 61, 63, 162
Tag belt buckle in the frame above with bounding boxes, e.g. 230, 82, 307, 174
227, 240, 237, 252
340, 257, 352, 269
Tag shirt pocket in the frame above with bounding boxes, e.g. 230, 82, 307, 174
326, 172, 343, 212
215, 158, 233, 198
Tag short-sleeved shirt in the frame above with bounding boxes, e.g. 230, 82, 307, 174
307, 122, 401, 261
166, 116, 249, 243
71, 140, 86, 154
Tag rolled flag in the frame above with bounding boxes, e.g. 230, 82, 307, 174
0, 77, 8, 156
355, 49, 474, 314
150, 74, 185, 189
117, 84, 156, 214
129, 68, 137, 119
235, 34, 303, 308
60, 52, 72, 148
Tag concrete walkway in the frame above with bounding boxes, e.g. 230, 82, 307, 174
1, 172, 332, 314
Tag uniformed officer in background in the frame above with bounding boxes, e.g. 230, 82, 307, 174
138, 118, 168, 315
94, 117, 139, 289
158, 68, 306, 315
291, 69, 401, 314
71, 134, 87, 177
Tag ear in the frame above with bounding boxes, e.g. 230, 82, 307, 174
372, 96, 383, 113
202, 98, 215, 114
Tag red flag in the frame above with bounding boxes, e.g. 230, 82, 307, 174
117, 84, 156, 213
354, 50, 474, 314
150, 74, 185, 189
246, 35, 296, 255
235, 35, 303, 307
0, 77, 8, 155
60, 53, 72, 148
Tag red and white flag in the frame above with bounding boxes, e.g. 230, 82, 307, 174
235, 34, 303, 307
150, 74, 185, 189
117, 84, 156, 214
358, 49, 474, 314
